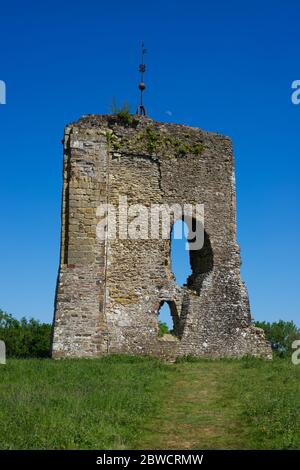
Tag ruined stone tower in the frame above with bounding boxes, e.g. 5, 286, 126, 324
52, 114, 271, 359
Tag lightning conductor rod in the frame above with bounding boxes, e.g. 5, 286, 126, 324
136, 42, 147, 116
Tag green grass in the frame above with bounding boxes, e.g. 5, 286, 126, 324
0, 356, 299, 449
0, 356, 171, 449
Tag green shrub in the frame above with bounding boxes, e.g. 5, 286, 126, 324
255, 320, 300, 358
0, 309, 51, 358
110, 99, 138, 127
158, 321, 169, 337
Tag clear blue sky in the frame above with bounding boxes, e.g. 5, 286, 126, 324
0, 0, 299, 327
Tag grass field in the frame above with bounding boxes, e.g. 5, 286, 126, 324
0, 356, 299, 450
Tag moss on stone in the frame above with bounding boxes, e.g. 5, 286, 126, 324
136, 125, 205, 157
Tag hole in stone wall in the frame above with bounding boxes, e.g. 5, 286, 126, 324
170, 220, 192, 286
170, 219, 214, 294
157, 300, 179, 338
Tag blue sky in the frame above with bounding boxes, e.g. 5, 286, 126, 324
0, 0, 299, 327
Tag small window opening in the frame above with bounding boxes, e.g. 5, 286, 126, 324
157, 300, 179, 339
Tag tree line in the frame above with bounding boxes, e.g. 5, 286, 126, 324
1, 309, 299, 358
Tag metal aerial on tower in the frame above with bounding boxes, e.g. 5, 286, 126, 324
136, 42, 147, 116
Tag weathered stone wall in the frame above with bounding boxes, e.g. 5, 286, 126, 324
52, 115, 272, 359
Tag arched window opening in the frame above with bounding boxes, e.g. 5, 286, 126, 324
157, 300, 179, 339
170, 219, 192, 286
170, 218, 214, 295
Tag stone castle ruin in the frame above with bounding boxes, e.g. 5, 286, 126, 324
52, 114, 271, 359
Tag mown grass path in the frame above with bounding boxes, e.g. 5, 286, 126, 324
135, 358, 300, 450
135, 361, 245, 449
